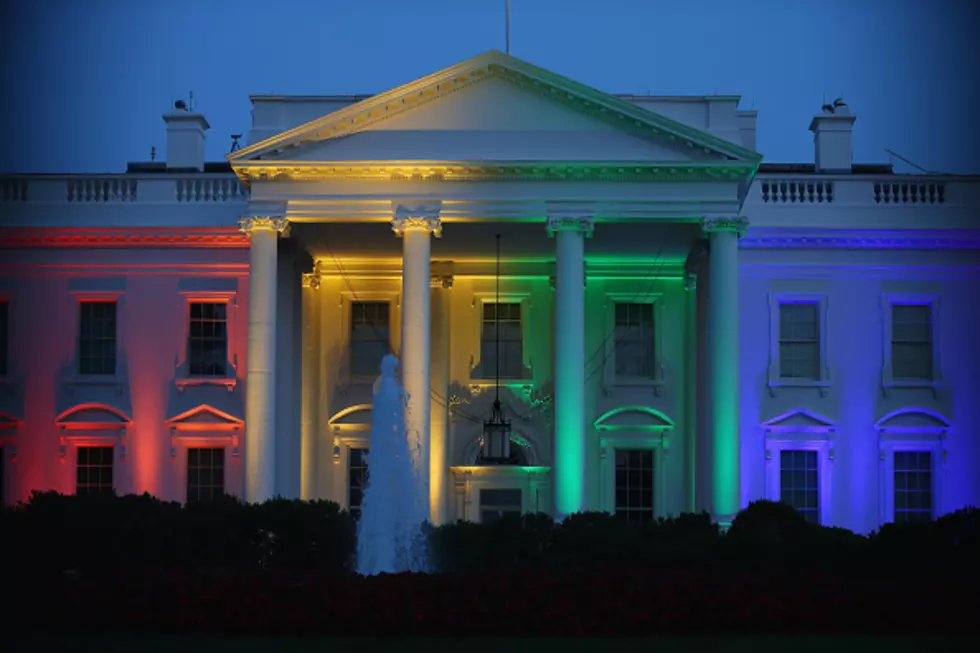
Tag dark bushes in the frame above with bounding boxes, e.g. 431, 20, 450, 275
4, 492, 978, 578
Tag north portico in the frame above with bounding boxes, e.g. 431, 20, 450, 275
230, 50, 762, 525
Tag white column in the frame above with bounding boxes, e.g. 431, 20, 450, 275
300, 270, 321, 500
702, 216, 748, 525
240, 216, 286, 504
548, 215, 593, 519
429, 274, 452, 526
392, 204, 442, 520
684, 272, 698, 515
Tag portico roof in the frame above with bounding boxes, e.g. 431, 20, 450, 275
229, 50, 761, 185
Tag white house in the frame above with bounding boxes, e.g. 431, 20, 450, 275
1, 50, 977, 533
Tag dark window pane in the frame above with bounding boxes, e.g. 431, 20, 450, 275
614, 448, 655, 520
614, 303, 656, 378
348, 447, 370, 518
78, 301, 117, 376
779, 449, 819, 524
186, 447, 225, 503
76, 446, 114, 496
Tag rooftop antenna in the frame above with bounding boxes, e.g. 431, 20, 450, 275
230, 134, 242, 153
505, 0, 511, 54
150, 146, 156, 161
189, 91, 195, 112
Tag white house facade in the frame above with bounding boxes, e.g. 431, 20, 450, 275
1, 51, 977, 533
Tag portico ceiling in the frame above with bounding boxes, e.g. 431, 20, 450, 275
291, 221, 698, 269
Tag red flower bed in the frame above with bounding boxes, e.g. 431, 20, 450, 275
14, 568, 980, 636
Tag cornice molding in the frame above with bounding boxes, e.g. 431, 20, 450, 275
0, 230, 249, 249
740, 231, 980, 251
232, 161, 757, 184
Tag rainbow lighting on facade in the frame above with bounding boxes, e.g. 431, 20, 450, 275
0, 51, 977, 534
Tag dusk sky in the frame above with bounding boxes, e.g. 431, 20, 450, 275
2, 0, 977, 174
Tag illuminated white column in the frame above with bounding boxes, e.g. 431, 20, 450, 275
702, 216, 748, 526
240, 215, 287, 503
392, 203, 442, 520
548, 215, 593, 519
300, 269, 321, 500
429, 274, 453, 526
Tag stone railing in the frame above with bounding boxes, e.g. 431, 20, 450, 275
750, 174, 979, 207
0, 173, 249, 204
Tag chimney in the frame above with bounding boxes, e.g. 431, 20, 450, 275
808, 98, 856, 173
162, 99, 210, 171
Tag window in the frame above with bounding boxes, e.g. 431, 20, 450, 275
614, 303, 656, 378
348, 448, 369, 519
187, 302, 228, 376
481, 303, 523, 379
187, 447, 225, 502
0, 301, 8, 376
779, 450, 820, 524
78, 301, 117, 376
350, 302, 390, 378
614, 449, 654, 522
778, 303, 820, 380
891, 305, 933, 380
479, 488, 522, 524
76, 446, 114, 496
894, 451, 932, 522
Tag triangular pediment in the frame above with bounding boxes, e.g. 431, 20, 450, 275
230, 50, 760, 175
875, 408, 950, 431
166, 404, 244, 427
761, 409, 835, 430
594, 406, 674, 431
56, 404, 131, 426
0, 410, 21, 427
328, 404, 373, 427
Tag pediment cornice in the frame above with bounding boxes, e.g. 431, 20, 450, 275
233, 161, 756, 184
229, 50, 761, 182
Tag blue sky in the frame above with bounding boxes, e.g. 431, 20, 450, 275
2, 0, 977, 174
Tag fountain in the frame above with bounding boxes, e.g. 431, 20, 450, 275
355, 354, 430, 575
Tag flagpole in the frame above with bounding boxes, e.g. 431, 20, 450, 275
505, 0, 511, 54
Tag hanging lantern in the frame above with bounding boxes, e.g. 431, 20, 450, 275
481, 398, 512, 463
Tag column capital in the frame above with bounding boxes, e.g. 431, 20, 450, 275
430, 275, 454, 290
392, 202, 442, 238
546, 216, 594, 238
302, 272, 321, 290
239, 216, 288, 234
701, 216, 749, 236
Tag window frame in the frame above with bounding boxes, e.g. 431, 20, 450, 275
177, 291, 238, 389
74, 444, 116, 497
881, 294, 942, 393
339, 291, 399, 384
70, 292, 125, 382
347, 445, 370, 519
599, 431, 671, 520
767, 292, 830, 395
876, 412, 947, 525
764, 437, 834, 526
470, 291, 533, 383
448, 466, 551, 523
184, 446, 228, 503
603, 293, 665, 391
478, 487, 524, 524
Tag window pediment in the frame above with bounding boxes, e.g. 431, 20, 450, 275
166, 404, 244, 431
55, 404, 131, 428
875, 408, 950, 434
593, 406, 674, 432
761, 408, 836, 435
328, 404, 374, 428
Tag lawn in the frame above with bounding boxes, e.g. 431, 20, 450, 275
13, 635, 975, 653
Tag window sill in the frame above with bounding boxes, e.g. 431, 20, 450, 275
767, 379, 832, 397
605, 377, 666, 397
175, 376, 237, 392
881, 378, 944, 398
